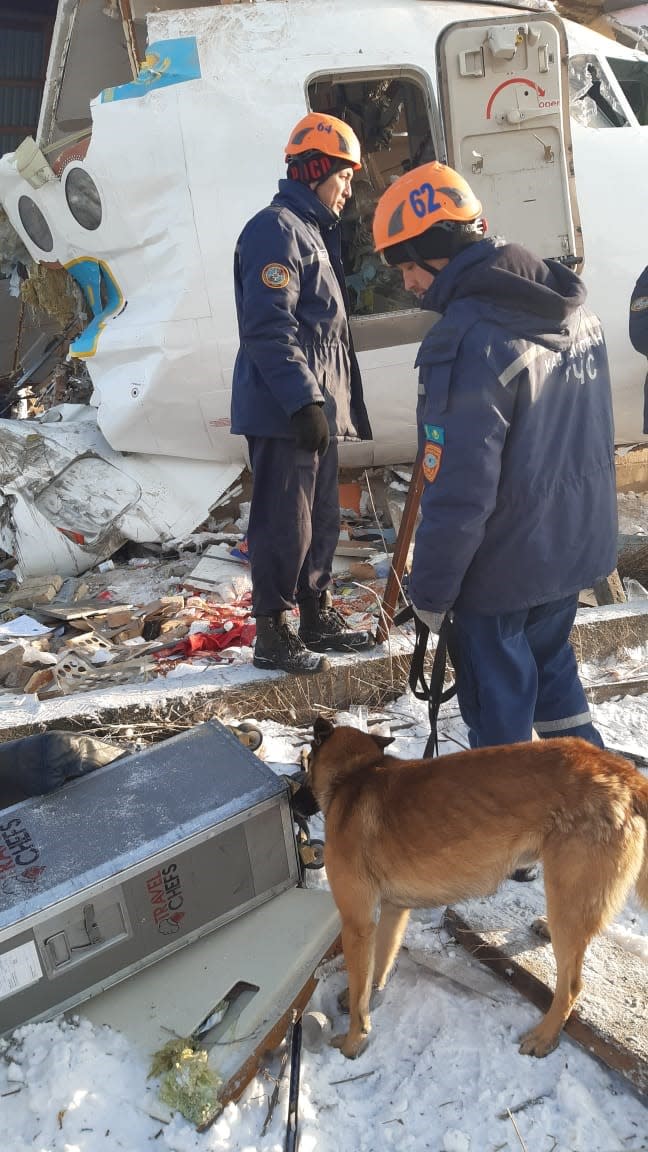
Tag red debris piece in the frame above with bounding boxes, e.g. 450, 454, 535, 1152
154, 620, 256, 661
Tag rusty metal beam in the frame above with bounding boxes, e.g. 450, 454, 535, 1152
117, 0, 141, 79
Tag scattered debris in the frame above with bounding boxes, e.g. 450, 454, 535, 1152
0, 470, 404, 703
150, 1038, 222, 1129
2, 477, 648, 714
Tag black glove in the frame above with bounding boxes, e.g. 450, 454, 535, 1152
290, 403, 330, 456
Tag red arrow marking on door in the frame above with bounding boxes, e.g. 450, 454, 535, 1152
486, 77, 546, 119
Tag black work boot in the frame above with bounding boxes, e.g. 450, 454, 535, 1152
253, 613, 329, 675
298, 591, 375, 653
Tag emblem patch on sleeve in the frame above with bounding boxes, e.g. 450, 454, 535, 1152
423, 442, 443, 483
261, 263, 290, 289
423, 424, 445, 445
631, 295, 648, 312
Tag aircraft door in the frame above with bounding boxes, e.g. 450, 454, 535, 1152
438, 14, 582, 264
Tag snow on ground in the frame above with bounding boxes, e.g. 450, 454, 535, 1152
1, 692, 647, 1152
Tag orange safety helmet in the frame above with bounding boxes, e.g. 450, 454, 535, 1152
373, 162, 484, 264
285, 112, 362, 171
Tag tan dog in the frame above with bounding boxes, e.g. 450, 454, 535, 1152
305, 718, 648, 1059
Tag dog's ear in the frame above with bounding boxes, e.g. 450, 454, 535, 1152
371, 733, 395, 750
313, 716, 335, 746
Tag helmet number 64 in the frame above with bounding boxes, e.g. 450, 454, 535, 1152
409, 183, 441, 219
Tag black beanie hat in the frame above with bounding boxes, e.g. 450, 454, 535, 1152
383, 219, 484, 267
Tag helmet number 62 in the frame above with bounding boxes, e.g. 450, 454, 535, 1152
409, 183, 441, 219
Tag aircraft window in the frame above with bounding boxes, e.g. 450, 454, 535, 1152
569, 55, 628, 128
607, 58, 648, 126
65, 168, 102, 230
17, 196, 54, 253
308, 74, 436, 316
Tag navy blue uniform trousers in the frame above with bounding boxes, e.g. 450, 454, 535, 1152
246, 436, 340, 616
450, 594, 604, 749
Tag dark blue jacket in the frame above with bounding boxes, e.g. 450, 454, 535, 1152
410, 238, 618, 616
630, 265, 648, 358
231, 180, 371, 440
630, 264, 648, 434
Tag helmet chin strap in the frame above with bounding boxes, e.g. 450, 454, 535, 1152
402, 241, 442, 277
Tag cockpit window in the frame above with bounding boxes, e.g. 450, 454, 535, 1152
569, 54, 629, 128
308, 72, 437, 317
607, 57, 648, 126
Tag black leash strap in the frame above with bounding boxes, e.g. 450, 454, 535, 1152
285, 1012, 302, 1152
394, 604, 457, 757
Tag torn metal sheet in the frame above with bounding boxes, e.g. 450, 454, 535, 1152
0, 404, 242, 576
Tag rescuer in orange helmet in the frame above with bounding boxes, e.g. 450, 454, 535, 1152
373, 162, 616, 851
372, 161, 484, 273
231, 112, 373, 675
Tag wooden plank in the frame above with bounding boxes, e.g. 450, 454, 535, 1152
36, 601, 134, 621
375, 449, 425, 643
585, 677, 648, 703
443, 886, 647, 1097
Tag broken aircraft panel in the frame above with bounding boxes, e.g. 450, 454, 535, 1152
0, 406, 241, 577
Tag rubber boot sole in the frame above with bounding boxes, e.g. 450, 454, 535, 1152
298, 632, 375, 654
253, 652, 329, 675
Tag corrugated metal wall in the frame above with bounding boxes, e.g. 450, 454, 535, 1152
0, 10, 53, 156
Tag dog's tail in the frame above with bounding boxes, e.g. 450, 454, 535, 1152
633, 770, 648, 906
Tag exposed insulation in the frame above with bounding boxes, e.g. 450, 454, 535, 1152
19, 261, 82, 329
